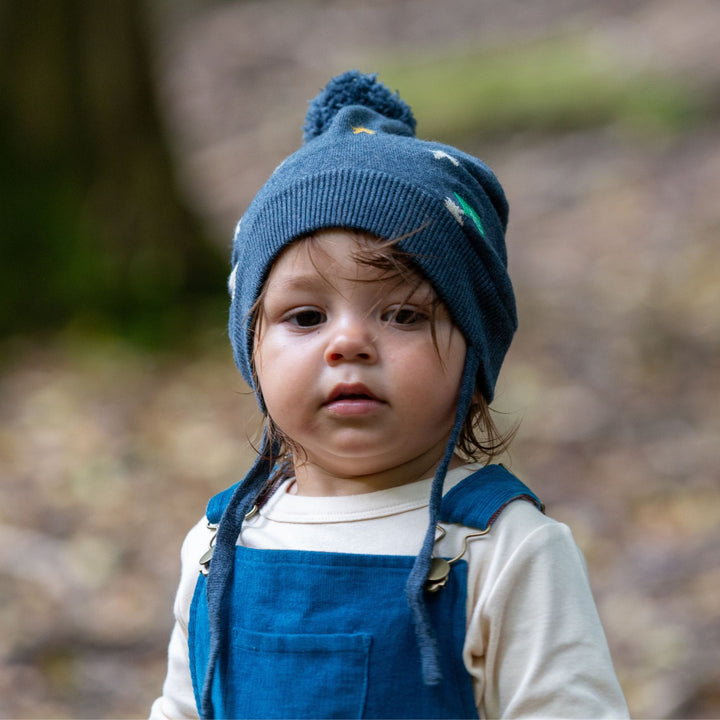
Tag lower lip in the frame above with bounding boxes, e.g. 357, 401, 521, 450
324, 398, 384, 417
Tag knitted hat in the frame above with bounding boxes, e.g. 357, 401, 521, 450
229, 70, 516, 404
204, 71, 517, 716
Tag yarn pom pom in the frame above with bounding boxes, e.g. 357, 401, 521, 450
303, 70, 416, 142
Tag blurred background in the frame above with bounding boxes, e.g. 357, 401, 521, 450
1, 0, 719, 717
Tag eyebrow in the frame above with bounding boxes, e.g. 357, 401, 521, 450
266, 272, 332, 294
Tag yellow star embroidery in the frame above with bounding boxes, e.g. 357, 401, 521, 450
351, 126, 375, 135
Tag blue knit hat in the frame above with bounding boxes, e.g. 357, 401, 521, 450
204, 71, 517, 715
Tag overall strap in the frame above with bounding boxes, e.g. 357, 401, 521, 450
206, 482, 240, 525
206, 461, 288, 525
201, 440, 278, 720
439, 464, 543, 529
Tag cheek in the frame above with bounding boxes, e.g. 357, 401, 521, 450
253, 326, 288, 380
391, 343, 460, 398
413, 337, 466, 415
253, 334, 315, 420
253, 335, 285, 412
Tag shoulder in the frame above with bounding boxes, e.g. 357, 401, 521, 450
438, 492, 568, 570
437, 470, 589, 600
485, 500, 583, 569
458, 499, 593, 617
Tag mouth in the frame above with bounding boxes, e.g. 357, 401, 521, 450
326, 383, 381, 403
324, 383, 385, 415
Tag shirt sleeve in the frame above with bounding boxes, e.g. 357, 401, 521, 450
149, 518, 210, 720
464, 509, 629, 719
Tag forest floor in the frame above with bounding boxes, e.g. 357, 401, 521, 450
2, 1, 720, 717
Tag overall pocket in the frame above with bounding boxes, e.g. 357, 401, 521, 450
226, 627, 372, 719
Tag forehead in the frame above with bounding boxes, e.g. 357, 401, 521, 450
264, 229, 429, 292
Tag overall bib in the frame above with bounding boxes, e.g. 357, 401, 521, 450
189, 465, 542, 719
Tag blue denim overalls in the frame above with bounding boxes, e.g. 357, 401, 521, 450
189, 464, 542, 719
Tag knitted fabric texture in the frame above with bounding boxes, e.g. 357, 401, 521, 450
203, 70, 517, 714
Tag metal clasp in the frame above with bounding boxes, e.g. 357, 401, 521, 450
199, 523, 218, 575
198, 504, 259, 576
425, 525, 490, 592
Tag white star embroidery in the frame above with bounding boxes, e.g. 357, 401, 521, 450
228, 263, 238, 299
432, 150, 460, 166
444, 197, 465, 225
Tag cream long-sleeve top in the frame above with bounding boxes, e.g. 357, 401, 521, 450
150, 464, 628, 719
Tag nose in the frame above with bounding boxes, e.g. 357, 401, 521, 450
324, 316, 377, 365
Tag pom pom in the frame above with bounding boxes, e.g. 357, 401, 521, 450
303, 70, 416, 142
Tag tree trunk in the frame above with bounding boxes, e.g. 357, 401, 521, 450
0, 0, 226, 341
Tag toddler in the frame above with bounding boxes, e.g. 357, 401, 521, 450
150, 71, 628, 719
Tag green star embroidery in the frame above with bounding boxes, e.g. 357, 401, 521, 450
453, 193, 485, 238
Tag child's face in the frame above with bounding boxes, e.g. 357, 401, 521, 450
254, 230, 467, 494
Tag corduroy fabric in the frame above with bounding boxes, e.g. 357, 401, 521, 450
193, 549, 476, 719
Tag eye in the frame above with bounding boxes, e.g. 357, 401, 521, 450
286, 308, 326, 328
382, 306, 428, 326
